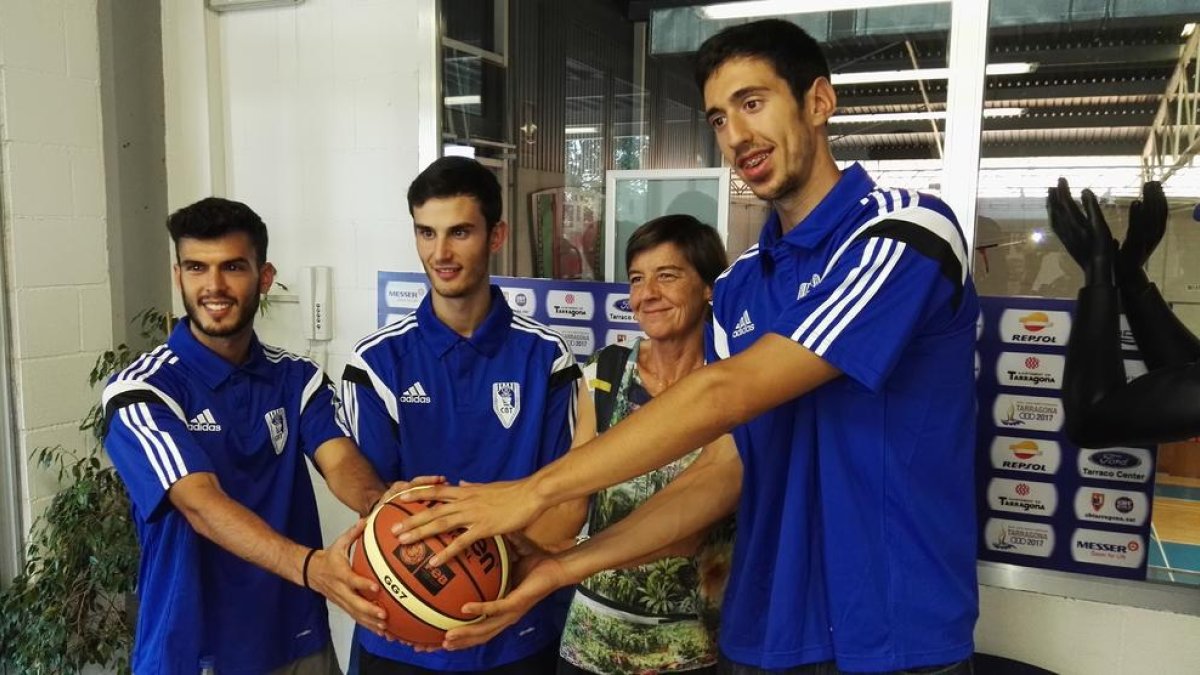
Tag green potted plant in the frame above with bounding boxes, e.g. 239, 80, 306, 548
0, 308, 169, 675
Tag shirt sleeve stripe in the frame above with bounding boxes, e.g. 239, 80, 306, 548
102, 380, 187, 423
329, 383, 352, 437
791, 238, 885, 343
712, 313, 731, 359
135, 398, 188, 478
299, 369, 326, 414
125, 402, 182, 484
118, 406, 170, 490
347, 355, 399, 424
809, 240, 907, 356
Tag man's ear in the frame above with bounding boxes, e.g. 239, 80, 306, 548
172, 263, 182, 289
259, 262, 277, 294
489, 221, 509, 253
807, 77, 838, 127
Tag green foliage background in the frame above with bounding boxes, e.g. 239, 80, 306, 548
0, 309, 168, 674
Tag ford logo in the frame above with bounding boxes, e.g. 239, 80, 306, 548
614, 298, 632, 312
1091, 451, 1140, 469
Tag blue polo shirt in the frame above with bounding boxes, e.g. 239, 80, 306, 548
709, 163, 979, 672
102, 319, 349, 675
342, 286, 579, 671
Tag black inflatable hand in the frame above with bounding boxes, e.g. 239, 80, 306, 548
1046, 177, 1115, 286
1116, 181, 1167, 287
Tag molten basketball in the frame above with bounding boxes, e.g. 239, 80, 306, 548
351, 486, 510, 645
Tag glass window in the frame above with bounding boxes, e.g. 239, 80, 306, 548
972, 2, 1200, 590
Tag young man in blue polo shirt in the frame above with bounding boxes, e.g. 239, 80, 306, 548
340, 156, 580, 674
394, 20, 979, 674
103, 198, 398, 674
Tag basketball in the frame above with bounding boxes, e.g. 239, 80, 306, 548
350, 486, 510, 645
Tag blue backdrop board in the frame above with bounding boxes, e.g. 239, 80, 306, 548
975, 296, 1156, 580
377, 271, 644, 357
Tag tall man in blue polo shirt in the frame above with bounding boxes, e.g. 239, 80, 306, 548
104, 198, 396, 674
393, 20, 979, 674
340, 156, 580, 674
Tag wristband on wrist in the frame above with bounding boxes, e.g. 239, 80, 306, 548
302, 548, 318, 589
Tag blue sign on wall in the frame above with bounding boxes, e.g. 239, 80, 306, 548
377, 271, 644, 357
975, 296, 1155, 581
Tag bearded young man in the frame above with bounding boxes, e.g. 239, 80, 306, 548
103, 197, 394, 674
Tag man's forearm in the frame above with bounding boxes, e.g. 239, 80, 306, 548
555, 438, 741, 583
316, 438, 388, 515
172, 475, 311, 586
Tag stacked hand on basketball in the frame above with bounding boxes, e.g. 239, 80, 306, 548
351, 486, 511, 646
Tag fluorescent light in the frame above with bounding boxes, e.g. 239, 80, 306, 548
565, 126, 600, 135
832, 107, 1024, 124
701, 0, 938, 20
1029, 230, 1045, 244
1184, 23, 1197, 38
831, 62, 1035, 85
444, 95, 480, 106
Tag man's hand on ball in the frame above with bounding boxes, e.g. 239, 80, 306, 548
307, 519, 390, 637
391, 478, 547, 567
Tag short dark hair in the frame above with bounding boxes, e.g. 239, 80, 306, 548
407, 156, 503, 230
166, 197, 269, 266
626, 214, 727, 287
694, 19, 830, 106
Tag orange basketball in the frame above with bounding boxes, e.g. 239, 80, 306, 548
351, 486, 510, 645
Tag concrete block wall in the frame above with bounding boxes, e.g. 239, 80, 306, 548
0, 0, 112, 533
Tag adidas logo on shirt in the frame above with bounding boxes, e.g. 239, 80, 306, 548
732, 310, 756, 338
400, 382, 432, 404
186, 409, 222, 432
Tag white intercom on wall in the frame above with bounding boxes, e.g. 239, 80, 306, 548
299, 266, 333, 341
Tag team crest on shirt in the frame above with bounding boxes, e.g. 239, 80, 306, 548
265, 407, 288, 454
492, 382, 521, 429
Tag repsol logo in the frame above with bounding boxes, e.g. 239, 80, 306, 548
1009, 335, 1058, 343
1002, 460, 1047, 472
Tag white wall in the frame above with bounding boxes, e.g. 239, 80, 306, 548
161, 0, 436, 667
977, 585, 1200, 674
0, 0, 111, 533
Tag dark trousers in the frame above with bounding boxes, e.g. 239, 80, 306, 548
717, 657, 973, 675
357, 643, 558, 675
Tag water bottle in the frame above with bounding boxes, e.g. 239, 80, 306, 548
199, 656, 216, 675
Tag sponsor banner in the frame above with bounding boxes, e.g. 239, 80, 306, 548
385, 281, 427, 310
976, 297, 1154, 581
1077, 447, 1153, 483
984, 518, 1055, 558
987, 478, 1058, 517
378, 272, 643, 353
993, 394, 1064, 432
546, 290, 595, 321
551, 325, 596, 357
989, 436, 1061, 475
605, 293, 636, 323
998, 308, 1071, 346
499, 286, 537, 316
995, 352, 1065, 389
1073, 487, 1148, 527
605, 329, 645, 346
1070, 529, 1145, 569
